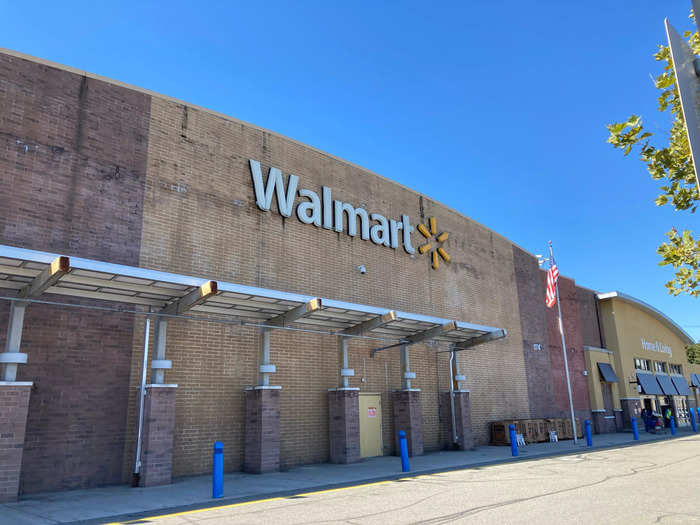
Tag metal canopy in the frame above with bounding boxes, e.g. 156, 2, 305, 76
0, 245, 506, 348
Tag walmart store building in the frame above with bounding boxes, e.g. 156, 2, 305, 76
0, 49, 698, 502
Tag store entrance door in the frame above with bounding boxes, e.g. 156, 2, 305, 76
359, 393, 383, 458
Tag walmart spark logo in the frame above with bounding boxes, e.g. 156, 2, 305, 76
416, 217, 450, 270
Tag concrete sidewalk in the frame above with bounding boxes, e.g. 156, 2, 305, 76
2, 427, 696, 525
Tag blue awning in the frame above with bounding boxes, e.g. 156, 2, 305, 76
597, 362, 619, 383
656, 374, 679, 396
671, 375, 692, 396
636, 372, 663, 395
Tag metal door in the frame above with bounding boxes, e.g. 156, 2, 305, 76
602, 382, 614, 414
359, 393, 383, 458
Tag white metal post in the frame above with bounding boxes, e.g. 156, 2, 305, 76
2, 302, 27, 381
550, 243, 578, 444
260, 329, 270, 386
339, 337, 349, 388
152, 319, 167, 384
401, 344, 411, 390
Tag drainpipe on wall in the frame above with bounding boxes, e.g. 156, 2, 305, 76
449, 350, 458, 444
132, 316, 151, 487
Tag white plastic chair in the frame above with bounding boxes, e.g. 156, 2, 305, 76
549, 431, 558, 443
515, 433, 526, 446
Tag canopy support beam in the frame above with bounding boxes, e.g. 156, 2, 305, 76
19, 256, 70, 299
161, 281, 218, 316
265, 298, 321, 329
405, 321, 457, 345
450, 329, 507, 352
341, 311, 396, 337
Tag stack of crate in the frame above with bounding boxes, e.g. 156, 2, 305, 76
490, 418, 583, 444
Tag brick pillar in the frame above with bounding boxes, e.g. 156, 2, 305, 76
139, 385, 177, 487
440, 391, 473, 450
614, 409, 624, 431
244, 387, 280, 473
392, 390, 423, 457
591, 410, 617, 434
328, 389, 360, 464
0, 382, 32, 503
620, 399, 641, 430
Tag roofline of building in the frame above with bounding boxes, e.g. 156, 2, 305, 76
596, 291, 695, 345
0, 46, 540, 261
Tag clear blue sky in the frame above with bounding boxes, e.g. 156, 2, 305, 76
1, 1, 697, 341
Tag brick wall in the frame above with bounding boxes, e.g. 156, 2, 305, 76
0, 384, 31, 502
2, 49, 542, 488
127, 96, 532, 478
512, 245, 554, 418
139, 386, 177, 486
577, 286, 603, 348
542, 274, 591, 421
0, 52, 150, 493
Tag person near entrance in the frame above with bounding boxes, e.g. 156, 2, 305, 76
664, 407, 672, 428
641, 407, 651, 432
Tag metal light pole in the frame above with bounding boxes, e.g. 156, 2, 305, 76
549, 242, 578, 444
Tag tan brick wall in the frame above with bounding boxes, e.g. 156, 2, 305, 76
124, 97, 531, 477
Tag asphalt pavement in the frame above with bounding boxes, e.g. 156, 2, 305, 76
0, 427, 694, 524
137, 433, 700, 524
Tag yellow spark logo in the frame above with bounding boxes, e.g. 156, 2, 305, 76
417, 216, 450, 270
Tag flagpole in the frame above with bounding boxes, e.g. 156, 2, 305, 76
549, 241, 578, 444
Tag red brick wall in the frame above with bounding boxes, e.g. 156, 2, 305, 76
139, 386, 177, 487
542, 274, 591, 421
512, 246, 555, 418
0, 384, 31, 502
0, 53, 151, 493
576, 286, 604, 348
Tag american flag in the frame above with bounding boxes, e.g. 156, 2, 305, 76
545, 258, 559, 308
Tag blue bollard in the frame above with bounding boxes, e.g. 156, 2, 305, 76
509, 424, 518, 457
212, 441, 224, 498
670, 416, 676, 436
697, 407, 700, 422
585, 419, 592, 447
631, 417, 639, 441
690, 407, 698, 433
398, 430, 410, 472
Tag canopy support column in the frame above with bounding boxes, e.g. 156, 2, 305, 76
337, 336, 355, 388
133, 317, 178, 488
0, 299, 32, 504
400, 344, 414, 390
245, 328, 281, 474
2, 302, 28, 382
393, 344, 423, 457
328, 335, 360, 464
151, 319, 171, 384
442, 348, 472, 450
